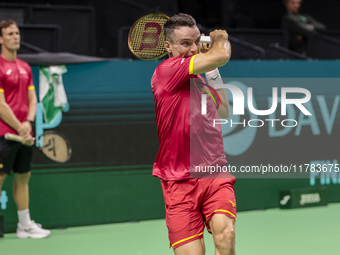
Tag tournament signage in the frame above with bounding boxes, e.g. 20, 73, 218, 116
201, 78, 340, 180
279, 187, 328, 209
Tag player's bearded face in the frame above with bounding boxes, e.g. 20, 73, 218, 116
165, 26, 201, 58
0, 24, 20, 51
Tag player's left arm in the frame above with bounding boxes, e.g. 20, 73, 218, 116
204, 67, 231, 119
201, 37, 231, 119
26, 65, 37, 123
18, 87, 36, 146
18, 66, 37, 140
26, 87, 37, 123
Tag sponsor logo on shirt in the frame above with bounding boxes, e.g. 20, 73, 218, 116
6, 69, 12, 75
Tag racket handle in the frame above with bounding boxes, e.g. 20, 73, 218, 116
4, 133, 23, 142
200, 36, 211, 44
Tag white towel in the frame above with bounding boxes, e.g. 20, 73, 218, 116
39, 65, 68, 124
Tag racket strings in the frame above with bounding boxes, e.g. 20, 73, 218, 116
129, 15, 168, 59
41, 133, 71, 163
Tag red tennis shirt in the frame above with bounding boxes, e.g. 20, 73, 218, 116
151, 55, 228, 181
0, 56, 34, 136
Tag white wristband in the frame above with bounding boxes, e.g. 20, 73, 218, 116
205, 68, 223, 88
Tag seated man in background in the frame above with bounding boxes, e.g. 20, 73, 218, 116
282, 0, 326, 54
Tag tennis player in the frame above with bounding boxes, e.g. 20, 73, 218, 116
151, 13, 236, 255
0, 19, 51, 238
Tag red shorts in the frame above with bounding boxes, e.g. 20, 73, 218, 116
161, 176, 236, 249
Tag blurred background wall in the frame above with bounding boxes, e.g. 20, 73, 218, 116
1, 0, 339, 58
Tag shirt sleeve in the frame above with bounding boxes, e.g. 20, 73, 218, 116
156, 56, 195, 94
0, 70, 4, 93
26, 64, 35, 91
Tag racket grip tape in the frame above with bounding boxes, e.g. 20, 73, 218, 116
200, 36, 211, 44
4, 133, 23, 142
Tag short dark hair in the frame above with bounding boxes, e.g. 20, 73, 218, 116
0, 19, 17, 36
283, 0, 302, 4
164, 13, 197, 42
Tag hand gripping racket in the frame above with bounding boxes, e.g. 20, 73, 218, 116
128, 13, 211, 60
5, 131, 72, 163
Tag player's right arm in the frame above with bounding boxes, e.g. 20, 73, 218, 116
0, 92, 32, 144
0, 91, 22, 133
192, 30, 231, 75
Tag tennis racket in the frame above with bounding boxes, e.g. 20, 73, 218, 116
5, 131, 72, 163
128, 13, 211, 60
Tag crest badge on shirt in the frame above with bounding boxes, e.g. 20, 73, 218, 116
19, 67, 27, 75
